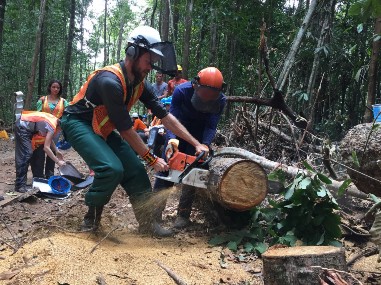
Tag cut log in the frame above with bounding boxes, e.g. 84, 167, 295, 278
207, 157, 268, 211
262, 246, 347, 285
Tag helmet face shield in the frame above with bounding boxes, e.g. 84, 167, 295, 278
150, 41, 178, 76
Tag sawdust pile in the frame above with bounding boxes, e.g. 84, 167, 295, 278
0, 231, 262, 285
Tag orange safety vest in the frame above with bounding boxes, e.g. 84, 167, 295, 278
21, 111, 59, 150
70, 63, 145, 139
40, 96, 65, 118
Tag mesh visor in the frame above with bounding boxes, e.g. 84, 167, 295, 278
150, 41, 177, 76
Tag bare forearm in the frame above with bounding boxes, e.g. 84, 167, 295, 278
162, 114, 200, 147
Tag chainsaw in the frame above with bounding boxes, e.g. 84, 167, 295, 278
155, 139, 212, 189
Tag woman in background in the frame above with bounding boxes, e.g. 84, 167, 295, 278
31, 79, 69, 178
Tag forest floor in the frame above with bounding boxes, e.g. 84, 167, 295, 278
0, 138, 381, 285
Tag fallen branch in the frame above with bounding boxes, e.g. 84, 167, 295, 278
346, 246, 379, 267
90, 227, 119, 254
155, 260, 188, 285
214, 147, 369, 200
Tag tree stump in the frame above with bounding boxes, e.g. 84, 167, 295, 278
340, 123, 381, 196
262, 246, 347, 285
207, 157, 268, 211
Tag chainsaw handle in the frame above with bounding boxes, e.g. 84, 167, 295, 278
178, 151, 205, 182
200, 149, 213, 167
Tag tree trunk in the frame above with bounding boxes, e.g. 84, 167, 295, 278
150, 0, 158, 27
363, 17, 381, 123
262, 246, 347, 285
207, 157, 268, 211
209, 8, 217, 66
116, 17, 125, 61
307, 0, 334, 126
214, 147, 369, 200
62, 0, 75, 98
161, 0, 169, 41
181, 0, 193, 79
103, 0, 108, 67
38, 18, 46, 96
276, 0, 318, 91
0, 0, 6, 53
26, 0, 47, 110
172, 0, 179, 42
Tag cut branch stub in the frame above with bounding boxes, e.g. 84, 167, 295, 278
207, 157, 268, 211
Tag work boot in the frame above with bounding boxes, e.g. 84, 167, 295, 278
15, 186, 31, 193
173, 216, 190, 229
81, 206, 104, 231
139, 220, 174, 237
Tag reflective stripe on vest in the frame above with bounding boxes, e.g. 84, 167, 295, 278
21, 111, 59, 150
70, 63, 145, 139
41, 96, 65, 118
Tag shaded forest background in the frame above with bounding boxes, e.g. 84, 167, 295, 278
0, 0, 380, 143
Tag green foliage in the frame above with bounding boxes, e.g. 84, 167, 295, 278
209, 165, 343, 253
349, 0, 381, 19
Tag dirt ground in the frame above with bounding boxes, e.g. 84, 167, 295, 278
0, 138, 381, 285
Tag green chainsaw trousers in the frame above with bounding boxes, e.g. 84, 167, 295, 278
61, 114, 151, 207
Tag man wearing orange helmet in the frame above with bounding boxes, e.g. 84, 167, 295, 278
153, 67, 226, 231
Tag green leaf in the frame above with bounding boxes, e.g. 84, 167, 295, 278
209, 235, 230, 246
348, 3, 363, 16
373, 35, 381, 42
227, 241, 238, 251
317, 232, 325, 245
317, 173, 332, 185
329, 240, 343, 247
254, 242, 268, 254
302, 161, 315, 172
338, 179, 352, 196
351, 151, 360, 168
244, 242, 254, 253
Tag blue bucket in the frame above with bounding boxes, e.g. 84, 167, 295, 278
48, 176, 71, 195
373, 105, 381, 122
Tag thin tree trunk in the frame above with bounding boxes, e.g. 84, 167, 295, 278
276, 0, 318, 91
150, 0, 158, 27
181, 0, 193, 79
172, 0, 179, 42
103, 0, 108, 67
38, 19, 46, 97
209, 8, 217, 66
26, 0, 47, 110
363, 17, 381, 123
62, 0, 75, 98
116, 16, 125, 61
307, 0, 334, 127
0, 0, 6, 53
161, 0, 169, 41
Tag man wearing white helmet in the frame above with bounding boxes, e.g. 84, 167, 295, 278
61, 26, 209, 237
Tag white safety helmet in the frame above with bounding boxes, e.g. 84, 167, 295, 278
131, 112, 139, 118
127, 26, 163, 57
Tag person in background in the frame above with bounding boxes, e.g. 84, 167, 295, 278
152, 71, 168, 99
15, 111, 66, 193
31, 79, 69, 178
60, 25, 208, 237
163, 65, 187, 98
147, 97, 172, 156
132, 112, 148, 143
153, 67, 226, 231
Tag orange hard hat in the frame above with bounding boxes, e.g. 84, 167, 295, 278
195, 67, 224, 90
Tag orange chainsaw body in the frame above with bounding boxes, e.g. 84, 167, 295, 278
168, 151, 197, 171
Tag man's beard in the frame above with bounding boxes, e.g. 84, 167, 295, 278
131, 61, 147, 84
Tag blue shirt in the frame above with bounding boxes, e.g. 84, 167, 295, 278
167, 81, 226, 154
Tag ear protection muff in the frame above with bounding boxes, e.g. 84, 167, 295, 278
125, 35, 151, 60
125, 45, 139, 60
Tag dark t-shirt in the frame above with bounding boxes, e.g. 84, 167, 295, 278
65, 61, 167, 132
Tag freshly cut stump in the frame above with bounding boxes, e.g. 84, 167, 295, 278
262, 246, 347, 285
207, 157, 268, 211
